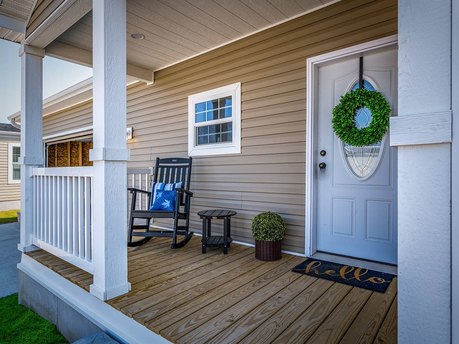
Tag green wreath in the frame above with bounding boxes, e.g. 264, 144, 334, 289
332, 88, 391, 146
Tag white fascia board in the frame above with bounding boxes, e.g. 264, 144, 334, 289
0, 13, 25, 33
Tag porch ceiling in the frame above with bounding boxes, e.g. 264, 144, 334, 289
0, 0, 337, 81
0, 0, 34, 42
53, 0, 335, 73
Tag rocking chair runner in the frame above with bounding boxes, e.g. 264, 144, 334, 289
128, 157, 194, 248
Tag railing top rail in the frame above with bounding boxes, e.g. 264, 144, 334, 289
128, 167, 153, 175
32, 167, 94, 177
32, 166, 152, 177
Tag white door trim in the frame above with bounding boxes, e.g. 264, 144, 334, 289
304, 35, 398, 257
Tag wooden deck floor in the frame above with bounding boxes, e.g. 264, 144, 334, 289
28, 237, 397, 343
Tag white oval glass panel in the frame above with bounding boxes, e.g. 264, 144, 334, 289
342, 80, 384, 179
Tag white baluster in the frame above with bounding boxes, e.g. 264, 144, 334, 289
79, 176, 84, 258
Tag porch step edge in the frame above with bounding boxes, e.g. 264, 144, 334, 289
17, 254, 170, 344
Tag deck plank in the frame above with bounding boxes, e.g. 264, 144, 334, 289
159, 257, 300, 342
305, 287, 372, 343
173, 266, 302, 343
373, 297, 397, 344
148, 256, 294, 331
238, 277, 334, 344
26, 237, 398, 344
340, 278, 398, 344
206, 274, 317, 344
133, 255, 269, 324
128, 245, 223, 283
113, 247, 254, 314
271, 282, 352, 343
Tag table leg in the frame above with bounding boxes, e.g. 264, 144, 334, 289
202, 218, 207, 254
207, 218, 212, 237
227, 218, 231, 248
223, 217, 228, 254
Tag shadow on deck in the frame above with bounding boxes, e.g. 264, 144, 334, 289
28, 237, 397, 343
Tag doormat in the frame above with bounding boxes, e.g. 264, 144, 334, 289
292, 258, 396, 293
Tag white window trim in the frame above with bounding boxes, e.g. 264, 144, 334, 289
188, 82, 241, 157
8, 143, 20, 184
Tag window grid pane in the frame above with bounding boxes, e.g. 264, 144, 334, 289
195, 123, 233, 146
12, 164, 20, 180
12, 146, 20, 163
194, 96, 233, 126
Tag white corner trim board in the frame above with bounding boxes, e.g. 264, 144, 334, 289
18, 254, 170, 344
390, 111, 452, 146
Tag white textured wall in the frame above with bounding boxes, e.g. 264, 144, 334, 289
398, 1, 451, 343
452, 0, 459, 341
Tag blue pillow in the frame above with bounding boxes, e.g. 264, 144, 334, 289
149, 182, 182, 210
150, 190, 177, 211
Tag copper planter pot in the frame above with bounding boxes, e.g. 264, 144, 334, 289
255, 239, 282, 261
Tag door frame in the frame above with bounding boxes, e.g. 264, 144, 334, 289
305, 35, 398, 257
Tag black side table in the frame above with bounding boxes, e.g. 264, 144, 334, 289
198, 209, 236, 254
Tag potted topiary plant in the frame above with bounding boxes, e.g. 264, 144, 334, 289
252, 212, 286, 261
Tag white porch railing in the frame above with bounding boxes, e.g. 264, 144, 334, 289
29, 167, 152, 276
32, 167, 94, 273
127, 167, 153, 211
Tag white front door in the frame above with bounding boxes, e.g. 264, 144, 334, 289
315, 46, 397, 264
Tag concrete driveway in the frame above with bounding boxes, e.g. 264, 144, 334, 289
0, 222, 20, 297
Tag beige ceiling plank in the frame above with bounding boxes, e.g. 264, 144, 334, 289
25, 0, 92, 48
189, 0, 256, 33
159, 0, 240, 39
295, 0, 324, 12
240, 0, 286, 23
133, 0, 229, 44
267, 0, 305, 17
45, 40, 154, 83
126, 14, 205, 53
128, 0, 217, 48
214, 0, 271, 28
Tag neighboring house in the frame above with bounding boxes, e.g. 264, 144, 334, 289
1, 0, 458, 343
0, 123, 20, 211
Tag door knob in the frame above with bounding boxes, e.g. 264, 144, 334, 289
319, 162, 326, 169
320, 150, 327, 156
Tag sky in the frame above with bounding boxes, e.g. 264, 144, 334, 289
0, 39, 92, 123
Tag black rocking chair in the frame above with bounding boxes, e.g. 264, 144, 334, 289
128, 157, 193, 248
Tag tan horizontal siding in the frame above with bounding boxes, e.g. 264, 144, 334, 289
0, 142, 20, 203
43, 102, 93, 137
42, 0, 397, 254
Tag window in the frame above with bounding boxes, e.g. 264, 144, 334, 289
188, 82, 241, 156
8, 143, 20, 184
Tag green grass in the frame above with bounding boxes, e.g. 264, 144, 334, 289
0, 294, 67, 344
0, 210, 19, 224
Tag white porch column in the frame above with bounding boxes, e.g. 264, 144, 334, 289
18, 45, 44, 252
89, 0, 130, 301
395, 1, 452, 343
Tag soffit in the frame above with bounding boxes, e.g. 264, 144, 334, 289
55, 0, 336, 71
0, 0, 35, 42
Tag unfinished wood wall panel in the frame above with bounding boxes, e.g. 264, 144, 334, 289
42, 0, 397, 253
0, 142, 20, 202
46, 141, 93, 167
